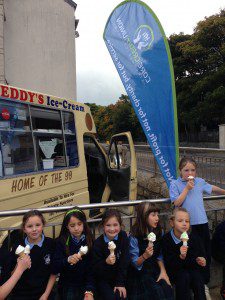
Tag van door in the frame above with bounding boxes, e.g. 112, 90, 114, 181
107, 132, 137, 213
83, 132, 137, 217
83, 134, 108, 217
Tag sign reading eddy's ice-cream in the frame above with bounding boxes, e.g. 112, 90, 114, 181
0, 85, 84, 112
0, 85, 44, 104
0, 83, 84, 179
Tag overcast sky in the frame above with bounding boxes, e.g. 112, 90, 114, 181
75, 0, 224, 106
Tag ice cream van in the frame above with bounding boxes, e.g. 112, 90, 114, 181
0, 84, 137, 242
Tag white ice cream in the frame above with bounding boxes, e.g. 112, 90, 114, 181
108, 241, 116, 250
180, 231, 189, 246
147, 232, 156, 243
24, 245, 31, 254
78, 245, 88, 256
108, 241, 116, 255
15, 245, 25, 256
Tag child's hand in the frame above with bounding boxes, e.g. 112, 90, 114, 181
114, 286, 127, 298
186, 180, 194, 190
68, 253, 82, 265
106, 254, 116, 265
144, 245, 154, 258
180, 245, 188, 259
17, 255, 31, 271
196, 257, 206, 267
84, 292, 94, 300
157, 270, 171, 286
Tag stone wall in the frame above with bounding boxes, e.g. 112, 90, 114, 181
137, 170, 169, 199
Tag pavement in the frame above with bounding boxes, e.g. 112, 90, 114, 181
210, 286, 222, 299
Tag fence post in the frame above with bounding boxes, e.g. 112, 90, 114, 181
153, 157, 157, 176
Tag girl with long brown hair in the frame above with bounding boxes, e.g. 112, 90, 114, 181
52, 207, 94, 300
127, 202, 173, 300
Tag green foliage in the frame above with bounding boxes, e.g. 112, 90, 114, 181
169, 9, 225, 135
85, 96, 145, 142
86, 9, 224, 143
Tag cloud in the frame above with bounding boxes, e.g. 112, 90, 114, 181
77, 69, 125, 105
75, 0, 225, 106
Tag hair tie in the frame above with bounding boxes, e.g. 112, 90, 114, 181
65, 208, 85, 217
66, 236, 70, 246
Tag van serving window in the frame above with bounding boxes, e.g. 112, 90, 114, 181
0, 100, 79, 177
63, 111, 78, 167
0, 100, 35, 176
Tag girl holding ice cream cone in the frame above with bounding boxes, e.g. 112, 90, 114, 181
127, 202, 173, 300
162, 207, 207, 300
52, 207, 94, 300
92, 209, 130, 300
3, 210, 56, 300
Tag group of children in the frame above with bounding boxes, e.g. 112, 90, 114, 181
0, 156, 225, 300
170, 157, 225, 300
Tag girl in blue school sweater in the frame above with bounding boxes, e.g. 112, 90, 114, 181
169, 157, 225, 287
52, 207, 95, 300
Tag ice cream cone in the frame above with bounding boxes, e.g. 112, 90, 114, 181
108, 241, 116, 256
69, 246, 88, 265
188, 175, 194, 183
180, 231, 189, 246
182, 239, 188, 246
109, 249, 115, 255
147, 232, 156, 247
15, 245, 25, 258
78, 245, 88, 257
24, 245, 31, 255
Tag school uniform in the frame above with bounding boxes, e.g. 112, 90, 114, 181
170, 177, 212, 283
162, 230, 206, 300
5, 234, 55, 300
52, 234, 95, 300
127, 233, 173, 300
92, 230, 130, 300
212, 221, 225, 287
0, 230, 23, 285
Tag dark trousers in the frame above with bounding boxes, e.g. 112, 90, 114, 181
174, 269, 206, 300
192, 223, 211, 284
157, 279, 174, 299
9, 292, 55, 300
97, 281, 126, 300
58, 287, 83, 300
212, 247, 225, 286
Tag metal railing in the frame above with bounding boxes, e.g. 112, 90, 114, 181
134, 145, 225, 187
1, 196, 225, 241
0, 198, 170, 217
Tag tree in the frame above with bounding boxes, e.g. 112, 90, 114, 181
85, 102, 115, 141
169, 9, 225, 138
86, 95, 146, 142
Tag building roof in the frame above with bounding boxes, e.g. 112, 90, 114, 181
64, 0, 77, 10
